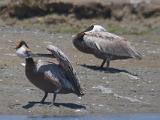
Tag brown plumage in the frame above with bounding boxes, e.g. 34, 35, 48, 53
16, 41, 84, 104
73, 25, 142, 68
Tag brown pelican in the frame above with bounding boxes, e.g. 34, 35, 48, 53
16, 41, 84, 104
73, 25, 142, 68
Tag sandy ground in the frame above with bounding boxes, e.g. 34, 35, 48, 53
0, 25, 160, 116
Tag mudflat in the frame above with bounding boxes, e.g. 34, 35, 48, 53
0, 25, 160, 115
0, 0, 160, 116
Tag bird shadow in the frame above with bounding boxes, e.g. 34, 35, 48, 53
22, 101, 51, 109
80, 64, 137, 76
54, 102, 86, 109
22, 101, 86, 110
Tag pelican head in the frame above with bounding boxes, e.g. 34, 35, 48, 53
84, 25, 106, 32
15, 41, 31, 58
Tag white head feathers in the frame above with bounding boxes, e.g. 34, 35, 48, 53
90, 25, 106, 32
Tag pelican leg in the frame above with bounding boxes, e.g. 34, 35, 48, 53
40, 92, 48, 104
106, 59, 110, 68
100, 59, 106, 68
52, 93, 57, 105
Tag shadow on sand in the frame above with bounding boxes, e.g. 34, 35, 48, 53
22, 101, 86, 109
80, 64, 137, 76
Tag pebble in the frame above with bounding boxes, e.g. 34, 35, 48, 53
75, 109, 81, 112
98, 104, 104, 107
139, 96, 143, 100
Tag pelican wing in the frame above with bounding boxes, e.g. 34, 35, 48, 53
83, 31, 142, 59
36, 60, 73, 90
43, 70, 61, 87
47, 45, 84, 96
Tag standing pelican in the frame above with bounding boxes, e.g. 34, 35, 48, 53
73, 25, 142, 68
16, 41, 84, 104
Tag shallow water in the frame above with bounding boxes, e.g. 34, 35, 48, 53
1, 114, 160, 120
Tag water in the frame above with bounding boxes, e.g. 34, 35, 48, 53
0, 114, 160, 120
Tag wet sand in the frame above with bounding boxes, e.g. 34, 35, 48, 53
0, 25, 160, 115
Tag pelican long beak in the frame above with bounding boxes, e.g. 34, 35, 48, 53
26, 48, 31, 52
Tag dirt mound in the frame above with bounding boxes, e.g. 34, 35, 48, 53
0, 0, 160, 21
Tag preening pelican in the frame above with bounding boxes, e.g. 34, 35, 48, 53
73, 25, 142, 68
16, 41, 84, 104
